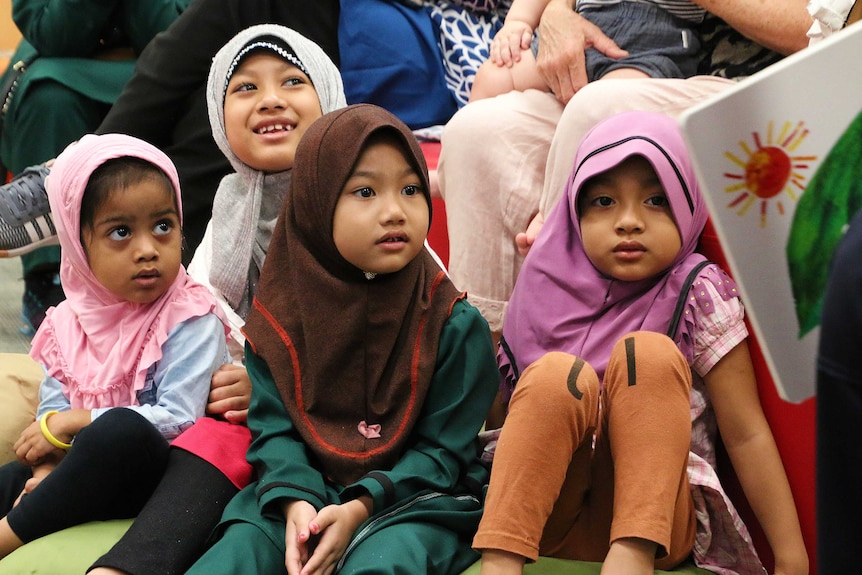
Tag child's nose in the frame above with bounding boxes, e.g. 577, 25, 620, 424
258, 88, 286, 110
134, 235, 159, 260
381, 194, 407, 224
616, 204, 644, 232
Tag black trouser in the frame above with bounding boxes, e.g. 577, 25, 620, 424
817, 209, 862, 575
1, 408, 169, 542
90, 447, 238, 575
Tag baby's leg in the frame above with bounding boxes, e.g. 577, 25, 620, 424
470, 51, 549, 102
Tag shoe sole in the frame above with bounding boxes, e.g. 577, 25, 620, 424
0, 214, 59, 257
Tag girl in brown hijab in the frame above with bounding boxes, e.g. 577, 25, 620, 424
186, 104, 498, 575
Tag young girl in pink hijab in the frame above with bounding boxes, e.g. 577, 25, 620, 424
0, 133, 228, 559
475, 111, 808, 575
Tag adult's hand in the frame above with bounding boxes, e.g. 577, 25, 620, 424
536, 0, 627, 103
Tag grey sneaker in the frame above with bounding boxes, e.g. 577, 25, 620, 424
0, 164, 58, 257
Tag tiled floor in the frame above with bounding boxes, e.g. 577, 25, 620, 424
0, 257, 33, 354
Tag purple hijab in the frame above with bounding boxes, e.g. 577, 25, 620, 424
501, 111, 711, 390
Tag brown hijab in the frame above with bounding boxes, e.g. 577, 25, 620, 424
243, 104, 462, 486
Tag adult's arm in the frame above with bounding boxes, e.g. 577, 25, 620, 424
13, 0, 188, 57
694, 0, 811, 55
13, 0, 119, 56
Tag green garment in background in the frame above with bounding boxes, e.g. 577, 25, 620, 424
0, 0, 190, 273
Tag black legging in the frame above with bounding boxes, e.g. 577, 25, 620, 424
1, 408, 169, 542
90, 446, 238, 575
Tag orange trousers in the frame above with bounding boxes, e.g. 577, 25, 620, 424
474, 331, 697, 568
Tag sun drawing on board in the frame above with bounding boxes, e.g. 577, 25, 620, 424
722, 120, 817, 227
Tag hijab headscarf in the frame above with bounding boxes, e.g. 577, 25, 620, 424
206, 24, 347, 311
502, 111, 721, 387
31, 134, 225, 409
242, 104, 463, 486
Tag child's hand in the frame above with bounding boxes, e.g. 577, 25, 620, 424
490, 20, 534, 67
13, 420, 58, 465
289, 496, 372, 575
284, 499, 318, 575
206, 363, 251, 423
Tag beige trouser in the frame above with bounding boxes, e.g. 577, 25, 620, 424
438, 76, 736, 331
474, 332, 697, 567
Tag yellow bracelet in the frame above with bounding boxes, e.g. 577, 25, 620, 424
40, 410, 72, 450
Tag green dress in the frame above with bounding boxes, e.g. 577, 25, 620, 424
0, 0, 189, 270
188, 299, 498, 575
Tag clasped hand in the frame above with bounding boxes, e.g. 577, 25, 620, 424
284, 496, 372, 575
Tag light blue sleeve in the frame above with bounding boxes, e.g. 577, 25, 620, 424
35, 369, 71, 419
90, 313, 228, 439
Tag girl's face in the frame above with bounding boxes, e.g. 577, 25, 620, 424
224, 52, 322, 173
578, 155, 682, 282
82, 179, 182, 304
333, 136, 429, 275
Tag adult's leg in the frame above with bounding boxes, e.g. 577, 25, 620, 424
816, 209, 862, 574
437, 90, 563, 332
539, 76, 737, 217
90, 448, 238, 575
3, 78, 109, 331
4, 409, 168, 543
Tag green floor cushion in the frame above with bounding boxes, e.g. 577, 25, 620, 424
460, 556, 712, 574
0, 520, 713, 574
0, 519, 133, 574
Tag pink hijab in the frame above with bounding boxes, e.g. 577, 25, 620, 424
30, 134, 226, 409
501, 111, 716, 392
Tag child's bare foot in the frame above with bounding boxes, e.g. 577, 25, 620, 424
515, 212, 545, 256
428, 169, 441, 199
600, 538, 657, 575
87, 568, 128, 575
478, 549, 525, 575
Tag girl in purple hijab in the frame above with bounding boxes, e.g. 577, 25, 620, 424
474, 112, 807, 575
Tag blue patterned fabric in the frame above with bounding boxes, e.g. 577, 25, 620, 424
426, 1, 510, 108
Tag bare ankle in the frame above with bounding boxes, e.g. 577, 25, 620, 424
601, 537, 657, 575
479, 549, 526, 575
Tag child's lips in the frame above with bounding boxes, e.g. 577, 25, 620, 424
613, 241, 646, 260
253, 120, 296, 135
133, 270, 161, 286
376, 232, 409, 250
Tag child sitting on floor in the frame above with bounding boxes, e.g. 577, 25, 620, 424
0, 133, 229, 560
186, 104, 499, 575
474, 111, 808, 575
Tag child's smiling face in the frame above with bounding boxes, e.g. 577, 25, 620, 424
82, 179, 182, 304
224, 52, 322, 173
578, 155, 682, 282
333, 134, 429, 275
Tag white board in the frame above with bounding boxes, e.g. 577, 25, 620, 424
679, 22, 862, 402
